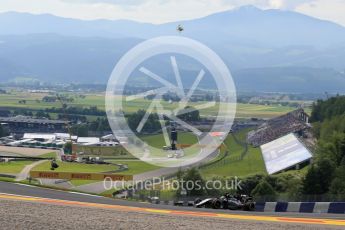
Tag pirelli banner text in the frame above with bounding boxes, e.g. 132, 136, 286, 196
30, 171, 133, 181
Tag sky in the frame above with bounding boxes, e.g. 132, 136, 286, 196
0, 0, 345, 26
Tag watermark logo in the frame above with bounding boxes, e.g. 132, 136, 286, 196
103, 177, 242, 192
106, 36, 236, 167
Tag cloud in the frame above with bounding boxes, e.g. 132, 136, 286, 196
60, 0, 148, 6
295, 0, 345, 26
269, 0, 316, 9
0, 0, 343, 26
218, 0, 316, 10
61, 0, 317, 10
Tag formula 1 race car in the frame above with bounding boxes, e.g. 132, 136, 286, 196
194, 194, 255, 211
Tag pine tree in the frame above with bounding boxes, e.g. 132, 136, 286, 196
251, 179, 277, 201
302, 165, 322, 195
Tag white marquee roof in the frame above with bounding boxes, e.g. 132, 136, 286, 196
260, 133, 312, 174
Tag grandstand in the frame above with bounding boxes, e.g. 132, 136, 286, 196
247, 109, 310, 147
0, 115, 67, 135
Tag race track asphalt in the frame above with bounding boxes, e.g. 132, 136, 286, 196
0, 181, 344, 220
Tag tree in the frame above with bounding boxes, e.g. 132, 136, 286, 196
127, 110, 160, 133
0, 124, 8, 137
64, 142, 72, 154
286, 177, 303, 201
329, 167, 345, 198
329, 158, 345, 198
72, 124, 88, 137
302, 165, 322, 195
317, 158, 336, 193
238, 174, 264, 195
251, 179, 277, 201
36, 110, 50, 119
310, 96, 345, 122
176, 168, 205, 197
303, 96, 345, 198
177, 106, 200, 122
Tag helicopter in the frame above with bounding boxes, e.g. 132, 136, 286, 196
177, 24, 184, 33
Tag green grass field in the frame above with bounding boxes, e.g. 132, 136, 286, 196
140, 132, 200, 158
0, 91, 302, 119
0, 161, 34, 174
32, 161, 119, 173
0, 176, 15, 182
32, 159, 160, 187
77, 145, 134, 158
140, 132, 198, 148
106, 160, 160, 175
200, 129, 266, 178
32, 161, 126, 187
38, 152, 58, 158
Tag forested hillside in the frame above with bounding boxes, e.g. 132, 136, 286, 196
310, 95, 345, 122
303, 96, 345, 198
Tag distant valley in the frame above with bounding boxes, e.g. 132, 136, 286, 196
0, 6, 345, 93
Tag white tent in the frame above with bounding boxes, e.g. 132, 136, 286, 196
23, 133, 56, 141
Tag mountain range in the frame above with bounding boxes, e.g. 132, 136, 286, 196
0, 5, 345, 93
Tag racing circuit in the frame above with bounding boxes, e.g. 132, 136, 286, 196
0, 181, 344, 229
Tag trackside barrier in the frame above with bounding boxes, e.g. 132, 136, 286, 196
30, 171, 133, 181
257, 202, 345, 214
149, 200, 345, 214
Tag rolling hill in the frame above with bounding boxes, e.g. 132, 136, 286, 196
0, 6, 345, 93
